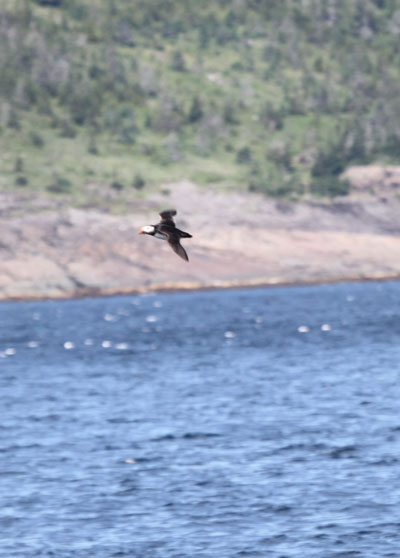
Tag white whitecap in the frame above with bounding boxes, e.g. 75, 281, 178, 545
64, 341, 75, 350
5, 348, 16, 355
146, 315, 158, 323
104, 313, 117, 322
84, 339, 94, 346
115, 343, 129, 350
298, 325, 309, 333
346, 295, 355, 302
102, 340, 112, 348
224, 331, 236, 338
321, 324, 332, 331
27, 341, 39, 348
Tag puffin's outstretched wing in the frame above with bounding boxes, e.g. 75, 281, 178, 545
159, 210, 177, 226
139, 209, 190, 261
168, 240, 189, 262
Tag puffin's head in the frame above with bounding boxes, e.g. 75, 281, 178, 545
139, 225, 155, 235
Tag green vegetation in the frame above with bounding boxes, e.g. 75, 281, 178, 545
1, 0, 399, 204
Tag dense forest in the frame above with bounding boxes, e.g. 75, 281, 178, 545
1, 0, 399, 204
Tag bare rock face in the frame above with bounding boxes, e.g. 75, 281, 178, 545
343, 165, 400, 196
0, 181, 400, 300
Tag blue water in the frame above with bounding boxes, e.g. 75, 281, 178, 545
1, 282, 400, 557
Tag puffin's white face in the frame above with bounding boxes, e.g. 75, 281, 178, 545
140, 225, 155, 234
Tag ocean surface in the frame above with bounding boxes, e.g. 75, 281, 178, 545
1, 281, 400, 557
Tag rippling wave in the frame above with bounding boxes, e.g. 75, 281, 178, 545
1, 282, 400, 557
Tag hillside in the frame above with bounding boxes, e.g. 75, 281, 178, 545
1, 0, 400, 206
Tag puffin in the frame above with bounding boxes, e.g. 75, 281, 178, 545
139, 209, 192, 261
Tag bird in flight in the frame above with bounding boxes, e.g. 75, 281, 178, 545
139, 209, 192, 261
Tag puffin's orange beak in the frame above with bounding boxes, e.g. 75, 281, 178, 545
138, 228, 144, 234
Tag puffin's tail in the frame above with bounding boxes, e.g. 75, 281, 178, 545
178, 230, 192, 238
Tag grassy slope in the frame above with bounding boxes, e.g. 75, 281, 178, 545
1, 0, 399, 210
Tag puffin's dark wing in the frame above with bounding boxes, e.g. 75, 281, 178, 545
168, 240, 189, 262
159, 209, 177, 225
157, 223, 176, 236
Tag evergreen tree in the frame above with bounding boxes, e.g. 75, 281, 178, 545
188, 96, 203, 123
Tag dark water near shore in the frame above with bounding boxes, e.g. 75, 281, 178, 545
1, 282, 400, 557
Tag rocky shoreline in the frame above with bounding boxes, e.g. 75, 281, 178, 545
1, 178, 400, 302
3, 273, 400, 303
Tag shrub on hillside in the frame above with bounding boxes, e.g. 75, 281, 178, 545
59, 119, 77, 139
47, 177, 72, 193
310, 175, 350, 197
267, 140, 293, 171
311, 147, 346, 178
223, 101, 238, 125
14, 156, 24, 173
170, 51, 186, 72
15, 175, 28, 186
249, 170, 305, 198
34, 0, 62, 5
132, 173, 145, 190
259, 102, 286, 130
87, 136, 99, 155
187, 96, 203, 124
111, 181, 124, 191
30, 131, 45, 148
236, 147, 252, 164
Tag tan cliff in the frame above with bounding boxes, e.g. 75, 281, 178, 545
1, 174, 400, 301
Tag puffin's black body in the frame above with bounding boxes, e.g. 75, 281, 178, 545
139, 210, 192, 261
